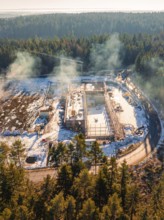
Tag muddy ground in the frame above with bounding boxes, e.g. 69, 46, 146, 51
0, 92, 43, 131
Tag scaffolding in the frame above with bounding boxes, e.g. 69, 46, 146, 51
104, 92, 125, 140
84, 83, 114, 140
83, 91, 88, 136
64, 81, 125, 141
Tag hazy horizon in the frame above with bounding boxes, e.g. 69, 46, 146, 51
0, 0, 164, 13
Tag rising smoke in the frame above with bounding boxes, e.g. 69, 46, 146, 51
52, 57, 79, 84
52, 34, 123, 81
0, 51, 41, 97
149, 57, 164, 75
7, 51, 41, 80
134, 56, 164, 117
90, 33, 123, 71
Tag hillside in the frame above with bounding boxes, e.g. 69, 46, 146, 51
0, 12, 164, 39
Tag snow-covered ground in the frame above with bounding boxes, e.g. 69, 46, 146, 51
0, 125, 77, 169
101, 86, 149, 157
87, 105, 112, 137
5, 77, 68, 96
0, 76, 153, 166
101, 134, 143, 157
2, 78, 80, 168
111, 87, 148, 129
66, 91, 84, 120
112, 88, 137, 127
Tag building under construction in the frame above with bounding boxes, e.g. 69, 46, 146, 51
64, 81, 125, 141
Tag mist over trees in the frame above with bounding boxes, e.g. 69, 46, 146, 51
0, 12, 164, 39
0, 12, 163, 76
0, 31, 163, 111
0, 33, 163, 72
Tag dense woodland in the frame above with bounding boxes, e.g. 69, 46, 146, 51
0, 135, 164, 220
0, 33, 163, 72
0, 13, 164, 39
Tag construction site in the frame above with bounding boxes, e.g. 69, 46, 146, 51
64, 81, 124, 141
0, 72, 162, 169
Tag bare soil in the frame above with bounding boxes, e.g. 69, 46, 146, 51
0, 93, 42, 131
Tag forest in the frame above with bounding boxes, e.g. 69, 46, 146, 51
0, 33, 163, 72
0, 135, 164, 220
0, 12, 164, 39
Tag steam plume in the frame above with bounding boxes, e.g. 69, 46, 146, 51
7, 51, 41, 80
90, 33, 123, 71
52, 57, 79, 84
134, 56, 164, 117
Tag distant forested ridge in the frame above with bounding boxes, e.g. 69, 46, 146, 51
0, 12, 164, 39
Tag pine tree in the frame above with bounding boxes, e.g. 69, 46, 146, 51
0, 163, 25, 213
71, 160, 86, 178
108, 157, 119, 195
127, 184, 140, 220
65, 195, 76, 220
140, 210, 149, 220
57, 164, 73, 197
49, 142, 67, 167
10, 140, 25, 167
72, 169, 94, 210
120, 160, 129, 212
79, 198, 97, 220
13, 205, 29, 220
94, 167, 109, 208
107, 193, 123, 220
0, 143, 9, 210
49, 192, 66, 220
101, 205, 111, 220
73, 134, 86, 161
151, 174, 164, 218
0, 142, 9, 165
41, 174, 56, 202
67, 143, 75, 165
1, 208, 11, 220
89, 141, 104, 174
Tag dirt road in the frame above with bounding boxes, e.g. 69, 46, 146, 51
25, 168, 57, 183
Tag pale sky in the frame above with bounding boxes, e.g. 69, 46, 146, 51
0, 0, 164, 12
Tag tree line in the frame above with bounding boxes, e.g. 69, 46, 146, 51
0, 33, 163, 73
0, 134, 164, 219
0, 32, 163, 111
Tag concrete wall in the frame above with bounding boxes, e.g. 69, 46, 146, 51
65, 119, 85, 132
117, 135, 152, 165
117, 78, 161, 166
